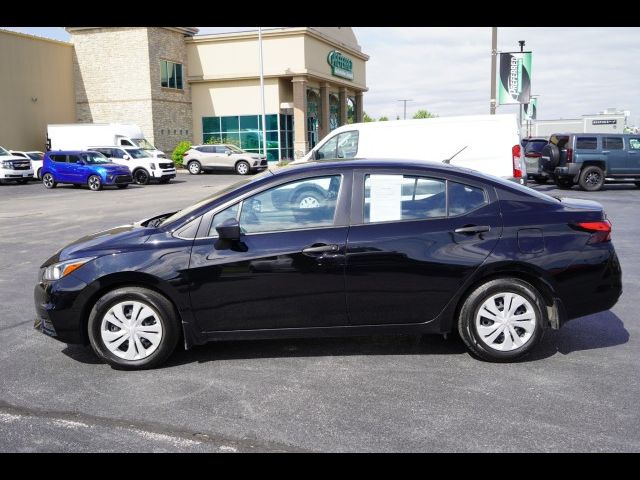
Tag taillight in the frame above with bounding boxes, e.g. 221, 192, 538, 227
182, 152, 188, 156
566, 147, 573, 163
512, 144, 522, 178
573, 220, 612, 243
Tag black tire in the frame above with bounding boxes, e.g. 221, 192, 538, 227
541, 143, 560, 170
578, 165, 605, 192
117, 184, 129, 189
457, 278, 546, 362
533, 176, 548, 185
87, 287, 180, 370
187, 160, 201, 175
292, 188, 325, 209
42, 173, 57, 189
555, 177, 573, 189
87, 174, 103, 191
133, 168, 150, 185
235, 160, 250, 175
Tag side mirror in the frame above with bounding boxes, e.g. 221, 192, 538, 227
226, 150, 232, 155
215, 218, 241, 241
122, 154, 130, 160
311, 150, 318, 160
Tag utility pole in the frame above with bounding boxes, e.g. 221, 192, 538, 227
258, 27, 267, 160
490, 27, 497, 114
397, 99, 413, 120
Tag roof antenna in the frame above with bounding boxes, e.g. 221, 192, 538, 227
442, 145, 467, 164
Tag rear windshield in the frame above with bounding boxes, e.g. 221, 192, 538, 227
524, 141, 547, 154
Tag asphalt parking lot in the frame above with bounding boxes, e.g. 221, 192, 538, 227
1, 171, 639, 452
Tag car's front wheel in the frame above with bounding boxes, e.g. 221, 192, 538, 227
133, 168, 150, 185
457, 278, 545, 362
42, 173, 57, 189
88, 175, 103, 191
235, 160, 250, 175
87, 287, 180, 370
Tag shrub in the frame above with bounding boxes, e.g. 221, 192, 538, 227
172, 140, 191, 166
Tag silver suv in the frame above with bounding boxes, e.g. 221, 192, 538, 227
183, 144, 268, 176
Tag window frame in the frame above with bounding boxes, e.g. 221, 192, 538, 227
603, 136, 624, 151
160, 60, 184, 91
350, 169, 493, 226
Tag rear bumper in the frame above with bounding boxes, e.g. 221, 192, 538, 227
554, 163, 581, 181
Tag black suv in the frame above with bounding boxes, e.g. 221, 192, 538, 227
540, 133, 640, 191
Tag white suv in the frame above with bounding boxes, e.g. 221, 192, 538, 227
10, 150, 44, 179
88, 146, 176, 185
0, 146, 34, 184
183, 144, 268, 175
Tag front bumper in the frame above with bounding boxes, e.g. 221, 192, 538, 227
152, 168, 177, 179
34, 273, 90, 344
0, 168, 34, 180
104, 174, 133, 185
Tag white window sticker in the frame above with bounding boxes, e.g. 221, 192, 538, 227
368, 174, 403, 222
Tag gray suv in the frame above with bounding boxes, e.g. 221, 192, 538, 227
183, 144, 268, 176
540, 133, 640, 191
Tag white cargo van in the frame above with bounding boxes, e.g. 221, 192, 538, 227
47, 123, 166, 158
296, 114, 525, 183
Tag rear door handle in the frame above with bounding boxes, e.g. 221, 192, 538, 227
302, 244, 339, 255
454, 225, 491, 234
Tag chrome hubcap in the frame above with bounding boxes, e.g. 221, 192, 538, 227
299, 196, 320, 208
100, 300, 163, 361
475, 292, 536, 352
237, 163, 248, 174
89, 177, 100, 190
189, 162, 199, 174
43, 175, 53, 187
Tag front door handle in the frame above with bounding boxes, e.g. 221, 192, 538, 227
302, 244, 339, 255
454, 225, 491, 235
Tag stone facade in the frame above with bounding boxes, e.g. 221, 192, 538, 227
69, 27, 194, 154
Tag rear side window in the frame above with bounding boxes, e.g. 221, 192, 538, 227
448, 182, 488, 216
49, 154, 66, 163
603, 137, 624, 150
576, 137, 598, 150
364, 175, 446, 223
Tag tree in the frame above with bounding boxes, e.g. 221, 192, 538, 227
378, 116, 389, 122
413, 109, 438, 119
363, 112, 375, 122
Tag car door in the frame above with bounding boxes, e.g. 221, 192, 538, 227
196, 146, 217, 168
67, 154, 91, 183
626, 137, 640, 174
48, 154, 68, 180
602, 136, 626, 174
345, 169, 502, 326
187, 172, 351, 332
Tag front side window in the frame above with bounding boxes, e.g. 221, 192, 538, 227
315, 131, 359, 160
160, 60, 184, 90
364, 175, 446, 223
80, 152, 110, 164
234, 176, 342, 234
120, 139, 134, 146
209, 203, 240, 236
629, 138, 640, 150
603, 137, 624, 150
127, 149, 150, 159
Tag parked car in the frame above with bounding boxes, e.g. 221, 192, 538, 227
34, 159, 622, 369
521, 138, 549, 184
182, 144, 268, 175
540, 133, 640, 191
10, 150, 44, 179
87, 146, 176, 185
293, 114, 526, 184
41, 150, 133, 191
0, 145, 33, 184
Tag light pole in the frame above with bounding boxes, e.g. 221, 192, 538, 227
490, 27, 497, 114
258, 27, 268, 160
397, 99, 413, 120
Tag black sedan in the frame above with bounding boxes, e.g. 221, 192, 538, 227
34, 159, 622, 369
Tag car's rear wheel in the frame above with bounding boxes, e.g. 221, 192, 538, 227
235, 160, 250, 175
578, 165, 605, 191
42, 173, 56, 189
187, 160, 201, 175
292, 189, 324, 209
457, 278, 545, 362
88, 174, 103, 191
133, 168, 150, 185
87, 287, 180, 370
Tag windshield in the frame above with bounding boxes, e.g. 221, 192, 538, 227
227, 145, 245, 153
80, 152, 111, 164
127, 148, 151, 159
132, 138, 156, 150
158, 170, 272, 229
0, 146, 10, 156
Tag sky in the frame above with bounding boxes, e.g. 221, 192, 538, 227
4, 26, 640, 126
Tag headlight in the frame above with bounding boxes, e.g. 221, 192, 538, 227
43, 257, 96, 281
1, 161, 11, 169
150, 164, 156, 170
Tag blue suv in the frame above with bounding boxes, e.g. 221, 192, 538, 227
41, 151, 133, 191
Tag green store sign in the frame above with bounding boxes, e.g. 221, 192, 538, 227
327, 51, 354, 80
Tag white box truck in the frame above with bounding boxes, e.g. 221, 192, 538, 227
47, 123, 166, 158
295, 114, 525, 184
